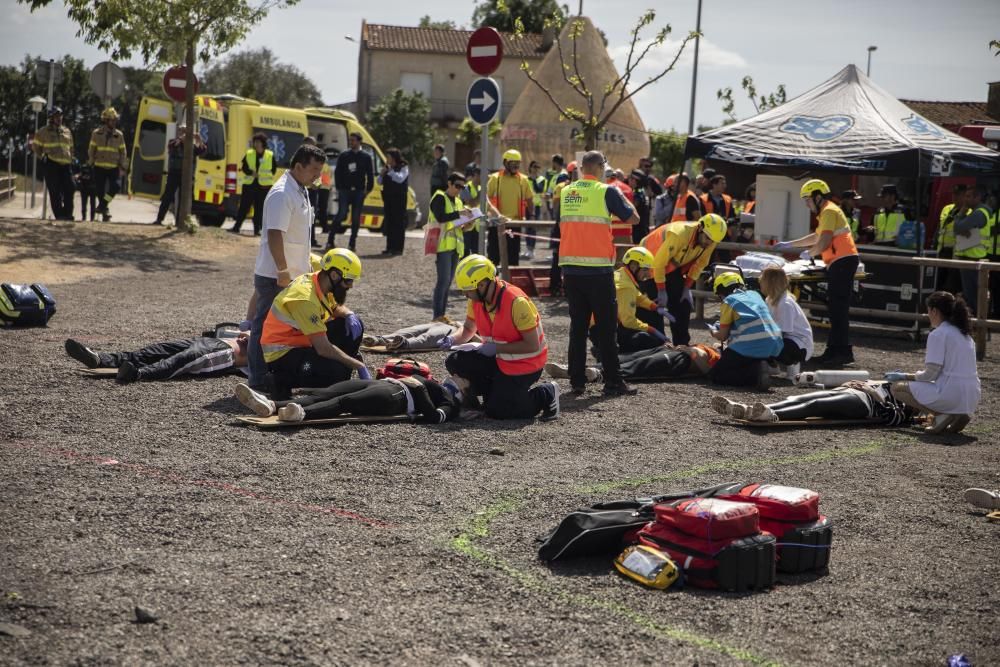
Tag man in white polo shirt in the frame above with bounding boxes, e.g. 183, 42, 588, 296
248, 143, 326, 390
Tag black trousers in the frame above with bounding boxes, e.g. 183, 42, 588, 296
564, 272, 623, 387
316, 189, 330, 230
44, 162, 75, 220
462, 229, 480, 258
276, 379, 406, 419
664, 270, 692, 346
97, 337, 231, 381
590, 325, 662, 357
619, 347, 691, 380
266, 317, 363, 400
775, 338, 807, 366
79, 187, 97, 221
635, 279, 665, 334
445, 350, 547, 419
156, 169, 182, 223
93, 166, 119, 214
935, 247, 963, 294
709, 348, 762, 387
825, 255, 859, 351
990, 255, 1000, 319
236, 182, 270, 234
549, 222, 562, 293
767, 390, 868, 421
383, 195, 407, 253
487, 227, 520, 267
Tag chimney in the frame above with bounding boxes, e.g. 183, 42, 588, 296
989, 81, 1000, 122
541, 24, 555, 51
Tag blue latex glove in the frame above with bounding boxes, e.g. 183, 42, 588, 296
438, 335, 455, 350
238, 319, 252, 332
650, 328, 669, 343
657, 289, 669, 307
772, 241, 794, 253
357, 365, 372, 380
345, 313, 363, 339
799, 249, 812, 261
656, 307, 676, 324
883, 371, 907, 382
476, 341, 497, 357
681, 287, 693, 307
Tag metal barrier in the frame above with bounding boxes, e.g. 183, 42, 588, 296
0, 174, 16, 203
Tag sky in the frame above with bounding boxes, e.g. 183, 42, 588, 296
3, 0, 999, 132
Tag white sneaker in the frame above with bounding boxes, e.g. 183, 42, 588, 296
711, 396, 748, 420
544, 362, 570, 379
585, 367, 602, 383
749, 402, 779, 422
235, 382, 275, 417
963, 488, 1000, 510
277, 402, 306, 422
785, 363, 801, 381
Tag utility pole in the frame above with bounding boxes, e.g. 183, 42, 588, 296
687, 0, 703, 136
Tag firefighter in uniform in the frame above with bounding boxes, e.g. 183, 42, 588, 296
935, 184, 967, 293
232, 132, 275, 236
640, 214, 727, 346
260, 248, 367, 399
559, 150, 639, 396
89, 107, 128, 222
33, 106, 75, 221
443, 254, 559, 421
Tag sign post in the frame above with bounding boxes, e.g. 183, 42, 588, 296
465, 27, 504, 261
90, 61, 126, 107
162, 65, 197, 104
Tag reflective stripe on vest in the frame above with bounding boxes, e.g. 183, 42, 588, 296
818, 202, 858, 265
873, 210, 904, 242
89, 128, 126, 169
559, 179, 614, 268
243, 149, 275, 186
956, 206, 992, 260
724, 291, 783, 359
700, 193, 732, 218
671, 191, 697, 222
429, 190, 464, 255
937, 203, 958, 251
472, 281, 547, 374
261, 273, 330, 361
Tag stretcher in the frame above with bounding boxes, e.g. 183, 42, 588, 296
729, 418, 882, 428
237, 414, 414, 429
77, 368, 118, 377
360, 345, 442, 354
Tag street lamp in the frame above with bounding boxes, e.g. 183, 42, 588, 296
866, 45, 877, 77
27, 95, 46, 209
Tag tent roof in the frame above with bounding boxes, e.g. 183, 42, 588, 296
686, 65, 1000, 176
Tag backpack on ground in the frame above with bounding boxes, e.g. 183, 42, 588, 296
0, 283, 56, 327
376, 358, 433, 381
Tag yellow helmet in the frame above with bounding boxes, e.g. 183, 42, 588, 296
622, 246, 654, 270
454, 254, 496, 290
502, 149, 522, 162
713, 271, 745, 294
320, 248, 362, 281
699, 213, 727, 243
101, 107, 119, 121
799, 179, 830, 199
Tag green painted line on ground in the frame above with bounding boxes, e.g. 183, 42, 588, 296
448, 437, 904, 666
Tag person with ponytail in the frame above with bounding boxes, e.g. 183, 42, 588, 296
883, 291, 981, 433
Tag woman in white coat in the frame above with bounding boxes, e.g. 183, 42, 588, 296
884, 291, 981, 433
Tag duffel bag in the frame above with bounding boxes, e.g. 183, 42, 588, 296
639, 521, 776, 591
0, 283, 56, 327
377, 358, 433, 381
653, 497, 760, 541
538, 483, 739, 562
715, 483, 831, 573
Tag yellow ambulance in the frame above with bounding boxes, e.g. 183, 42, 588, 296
128, 95, 418, 228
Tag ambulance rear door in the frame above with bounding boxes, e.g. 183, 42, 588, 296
129, 97, 173, 200
192, 96, 227, 210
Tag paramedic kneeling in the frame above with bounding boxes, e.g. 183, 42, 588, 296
261, 248, 368, 399
709, 272, 783, 388
443, 254, 560, 421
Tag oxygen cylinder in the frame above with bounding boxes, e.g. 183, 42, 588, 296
795, 370, 870, 388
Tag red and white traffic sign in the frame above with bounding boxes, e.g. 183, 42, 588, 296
466, 27, 504, 76
162, 65, 198, 103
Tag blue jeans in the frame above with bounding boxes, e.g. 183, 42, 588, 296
330, 188, 366, 247
433, 250, 459, 319
248, 274, 283, 388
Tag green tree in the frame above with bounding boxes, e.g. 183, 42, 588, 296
19, 0, 300, 233
717, 76, 787, 122
647, 130, 686, 178
367, 89, 437, 164
516, 11, 696, 150
473, 0, 567, 34
455, 117, 502, 145
991, 39, 1000, 56
419, 15, 460, 30
201, 48, 322, 107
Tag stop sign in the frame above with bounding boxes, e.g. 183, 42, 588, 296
162, 65, 198, 103
466, 27, 504, 76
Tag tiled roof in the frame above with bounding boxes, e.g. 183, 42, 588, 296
363, 23, 546, 59
900, 100, 1000, 129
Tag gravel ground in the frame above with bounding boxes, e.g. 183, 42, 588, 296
1, 219, 998, 666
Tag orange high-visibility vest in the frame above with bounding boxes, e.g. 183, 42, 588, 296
472, 281, 548, 375
671, 191, 699, 222
701, 192, 733, 218
558, 176, 615, 268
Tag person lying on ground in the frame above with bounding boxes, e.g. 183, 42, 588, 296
65, 334, 248, 384
261, 248, 368, 400
708, 271, 783, 389
547, 343, 720, 383
883, 291, 981, 435
234, 375, 464, 424
710, 380, 916, 425
362, 322, 480, 351
759, 266, 813, 380
441, 254, 560, 421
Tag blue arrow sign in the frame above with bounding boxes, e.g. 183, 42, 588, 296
466, 77, 501, 125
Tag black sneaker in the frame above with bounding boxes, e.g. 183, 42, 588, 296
65, 339, 100, 368
603, 381, 638, 396
101, 212, 112, 222
116, 361, 140, 385
539, 382, 560, 422
570, 384, 587, 396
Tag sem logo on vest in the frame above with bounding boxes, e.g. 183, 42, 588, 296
779, 115, 854, 142
563, 190, 584, 205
